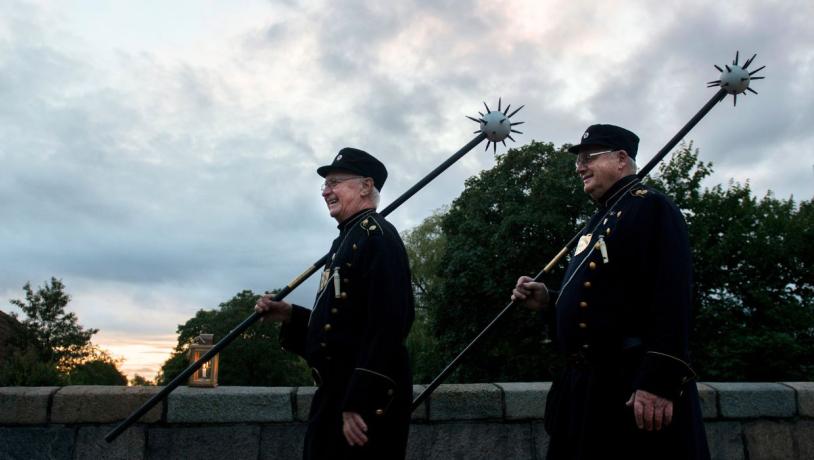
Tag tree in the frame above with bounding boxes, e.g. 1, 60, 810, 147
158, 290, 312, 386
130, 374, 154, 386
402, 209, 448, 383
411, 140, 813, 383
67, 359, 128, 385
649, 144, 814, 381
9, 278, 98, 373
4, 278, 127, 385
424, 141, 594, 383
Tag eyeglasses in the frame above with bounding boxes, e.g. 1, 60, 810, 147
320, 176, 362, 192
575, 149, 616, 168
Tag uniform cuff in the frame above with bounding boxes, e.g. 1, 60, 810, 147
633, 351, 697, 401
343, 368, 397, 419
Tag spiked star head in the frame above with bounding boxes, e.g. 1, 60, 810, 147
706, 51, 766, 106
466, 98, 525, 153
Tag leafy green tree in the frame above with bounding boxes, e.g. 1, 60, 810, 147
0, 347, 62, 386
4, 278, 128, 385
402, 209, 448, 383
67, 358, 128, 385
650, 144, 814, 381
425, 141, 594, 383
130, 374, 154, 386
416, 139, 813, 384
158, 290, 311, 386
9, 278, 98, 373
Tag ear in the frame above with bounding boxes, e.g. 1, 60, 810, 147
616, 150, 629, 170
359, 178, 372, 196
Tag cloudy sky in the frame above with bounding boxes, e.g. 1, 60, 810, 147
2, 0, 811, 380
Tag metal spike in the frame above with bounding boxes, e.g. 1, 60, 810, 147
484, 141, 491, 151
733, 94, 737, 106
714, 64, 724, 72
743, 53, 757, 70
502, 140, 507, 147
507, 134, 516, 142
734, 51, 739, 65
478, 111, 484, 117
707, 83, 720, 88
507, 105, 525, 118
747, 87, 758, 95
510, 121, 525, 126
499, 119, 506, 124
749, 66, 765, 75
503, 104, 511, 115
493, 142, 497, 153
467, 116, 481, 124
483, 102, 491, 113
498, 98, 502, 112
750, 76, 765, 80
725, 65, 732, 72
511, 129, 523, 134
473, 130, 481, 134
707, 80, 721, 85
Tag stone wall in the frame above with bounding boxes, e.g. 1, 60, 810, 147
1, 382, 812, 459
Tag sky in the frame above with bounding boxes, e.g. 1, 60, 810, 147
1, 0, 812, 381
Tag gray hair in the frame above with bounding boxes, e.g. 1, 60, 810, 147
357, 177, 380, 207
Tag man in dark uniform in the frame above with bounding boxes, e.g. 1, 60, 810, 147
512, 125, 710, 459
255, 147, 415, 460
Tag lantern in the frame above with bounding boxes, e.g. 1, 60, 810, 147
187, 333, 219, 387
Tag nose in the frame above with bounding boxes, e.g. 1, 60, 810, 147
576, 161, 587, 174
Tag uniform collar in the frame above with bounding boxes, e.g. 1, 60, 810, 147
337, 208, 376, 232
597, 174, 640, 208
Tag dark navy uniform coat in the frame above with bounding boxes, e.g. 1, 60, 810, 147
544, 175, 710, 459
281, 208, 415, 460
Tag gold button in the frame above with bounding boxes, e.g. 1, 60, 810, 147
605, 228, 611, 235
589, 261, 596, 270
387, 389, 394, 396
375, 409, 384, 416
340, 292, 348, 299
582, 343, 590, 349
603, 218, 608, 225
617, 211, 622, 218
579, 301, 588, 309
320, 342, 327, 348
331, 308, 338, 314
324, 324, 332, 332
583, 281, 591, 288
369, 225, 377, 231
594, 242, 601, 250
346, 262, 352, 268
362, 219, 369, 225
352, 243, 357, 250
579, 322, 587, 329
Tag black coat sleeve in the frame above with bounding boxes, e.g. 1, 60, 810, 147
631, 195, 697, 400
342, 231, 413, 417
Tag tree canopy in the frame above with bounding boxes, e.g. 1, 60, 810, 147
2, 278, 126, 386
403, 141, 813, 384
157, 290, 311, 386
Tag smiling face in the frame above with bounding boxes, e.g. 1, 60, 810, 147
575, 146, 630, 201
321, 171, 374, 222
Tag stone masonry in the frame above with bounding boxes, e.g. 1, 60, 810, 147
0, 382, 812, 459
